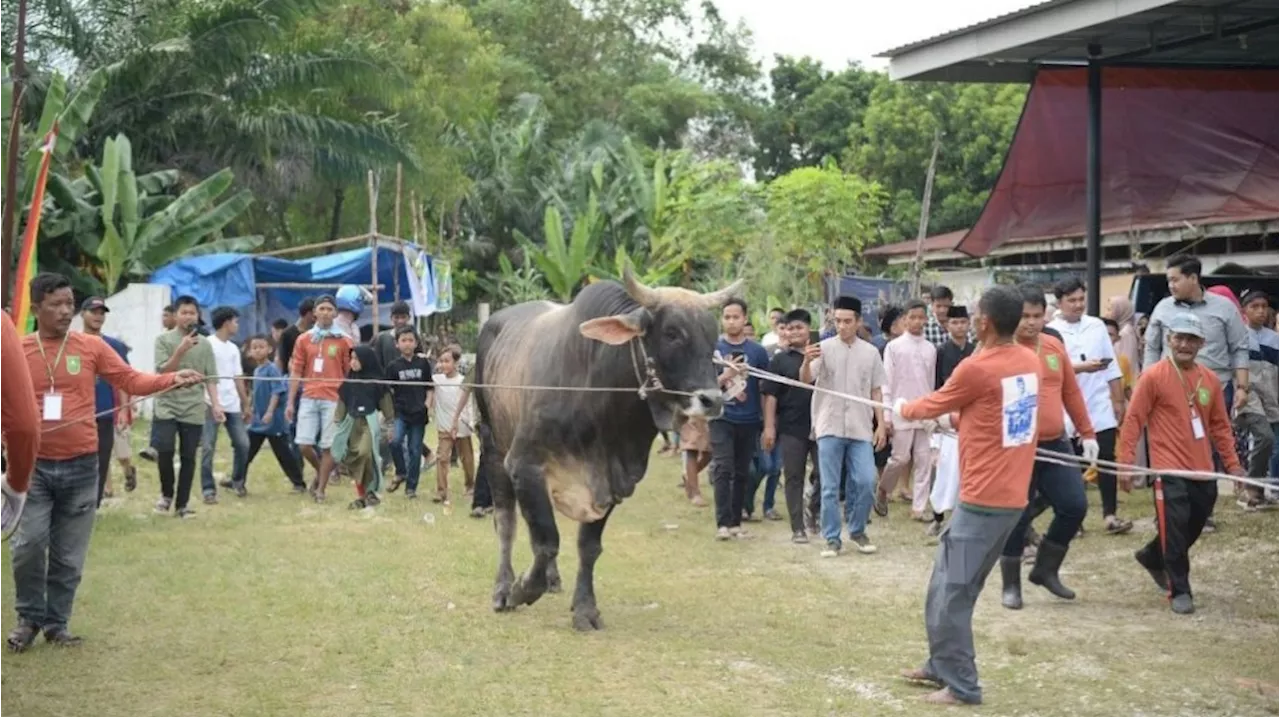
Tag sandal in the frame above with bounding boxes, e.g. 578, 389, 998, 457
387, 476, 405, 493
43, 627, 83, 647
6, 623, 39, 653
313, 492, 327, 504
1105, 517, 1133, 535
124, 466, 137, 492
348, 498, 367, 510
899, 668, 944, 687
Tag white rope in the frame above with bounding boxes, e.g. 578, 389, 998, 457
719, 358, 1272, 491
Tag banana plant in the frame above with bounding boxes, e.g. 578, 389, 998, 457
514, 193, 602, 302
43, 133, 259, 293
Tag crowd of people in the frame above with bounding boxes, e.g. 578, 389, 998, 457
1, 258, 1275, 708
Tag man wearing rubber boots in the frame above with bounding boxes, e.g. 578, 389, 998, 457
999, 285, 1099, 610
1119, 312, 1243, 615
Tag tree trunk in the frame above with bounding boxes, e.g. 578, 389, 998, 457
328, 186, 345, 241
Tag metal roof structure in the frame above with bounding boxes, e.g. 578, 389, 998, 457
877, 0, 1278, 82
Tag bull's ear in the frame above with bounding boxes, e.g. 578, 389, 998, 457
579, 308, 649, 345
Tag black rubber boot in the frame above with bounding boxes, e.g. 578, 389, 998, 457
1028, 538, 1076, 600
1000, 556, 1023, 610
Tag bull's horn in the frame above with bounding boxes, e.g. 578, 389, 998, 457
622, 264, 660, 308
700, 279, 745, 309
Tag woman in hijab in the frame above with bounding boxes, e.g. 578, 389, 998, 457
332, 344, 395, 509
1107, 295, 1142, 372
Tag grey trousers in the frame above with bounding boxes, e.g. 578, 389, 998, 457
11, 454, 99, 631
920, 503, 1022, 704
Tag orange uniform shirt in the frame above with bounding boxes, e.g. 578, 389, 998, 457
289, 332, 353, 402
1019, 333, 1095, 442
901, 343, 1042, 510
24, 332, 175, 460
1118, 358, 1240, 474
2, 312, 40, 489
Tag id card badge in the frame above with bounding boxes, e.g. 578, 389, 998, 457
43, 392, 63, 421
1191, 412, 1205, 440
312, 357, 325, 374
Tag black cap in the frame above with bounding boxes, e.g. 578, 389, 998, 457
879, 306, 903, 335
832, 295, 862, 314
946, 305, 969, 319
80, 296, 109, 313
1241, 290, 1272, 307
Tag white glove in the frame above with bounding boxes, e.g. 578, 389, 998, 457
1081, 438, 1100, 466
892, 398, 908, 419
2, 478, 28, 540
937, 413, 954, 431
920, 419, 940, 434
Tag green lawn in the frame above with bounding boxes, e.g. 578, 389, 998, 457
3, 424, 1277, 717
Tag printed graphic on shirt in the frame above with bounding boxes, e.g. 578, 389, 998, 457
398, 367, 424, 381
66, 355, 81, 375
1044, 354, 1059, 372
1001, 373, 1039, 447
327, 344, 338, 357
1197, 386, 1211, 406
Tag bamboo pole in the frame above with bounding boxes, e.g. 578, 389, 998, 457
909, 128, 942, 299
257, 234, 371, 257
393, 163, 402, 302
368, 170, 379, 334
257, 282, 385, 290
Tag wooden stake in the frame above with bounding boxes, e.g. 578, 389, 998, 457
910, 128, 942, 299
368, 170, 379, 334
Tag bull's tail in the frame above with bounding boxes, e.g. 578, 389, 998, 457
470, 320, 498, 430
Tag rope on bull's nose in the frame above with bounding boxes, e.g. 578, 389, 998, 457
712, 357, 1269, 491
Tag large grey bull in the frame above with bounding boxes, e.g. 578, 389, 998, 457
471, 269, 741, 630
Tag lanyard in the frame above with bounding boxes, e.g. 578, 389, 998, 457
35, 332, 71, 390
1167, 356, 1204, 409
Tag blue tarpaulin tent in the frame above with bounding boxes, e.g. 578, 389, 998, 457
150, 242, 436, 341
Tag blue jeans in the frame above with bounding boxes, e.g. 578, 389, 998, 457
816, 436, 876, 545
391, 419, 427, 492
11, 454, 99, 631
201, 410, 250, 494
745, 444, 781, 516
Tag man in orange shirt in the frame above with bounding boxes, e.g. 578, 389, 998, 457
893, 285, 1041, 706
2, 310, 40, 538
998, 285, 1099, 610
286, 295, 354, 503
1119, 312, 1244, 615
9, 274, 203, 652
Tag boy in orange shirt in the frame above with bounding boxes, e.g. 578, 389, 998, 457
1119, 312, 1243, 615
893, 285, 1041, 706
286, 295, 354, 503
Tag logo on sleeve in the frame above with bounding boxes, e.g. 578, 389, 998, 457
1044, 354, 1060, 372
66, 356, 81, 375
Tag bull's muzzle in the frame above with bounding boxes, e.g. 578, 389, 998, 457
683, 389, 724, 420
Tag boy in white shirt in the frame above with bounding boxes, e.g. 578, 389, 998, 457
203, 306, 251, 501
433, 345, 477, 503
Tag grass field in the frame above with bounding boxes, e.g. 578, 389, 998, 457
2, 423, 1277, 717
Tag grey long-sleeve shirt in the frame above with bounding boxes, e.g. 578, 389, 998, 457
1142, 291, 1249, 383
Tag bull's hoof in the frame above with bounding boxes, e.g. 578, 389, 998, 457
547, 571, 563, 594
508, 573, 546, 607
492, 580, 515, 612
571, 606, 604, 631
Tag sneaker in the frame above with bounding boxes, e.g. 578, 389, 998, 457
124, 466, 137, 493
820, 540, 841, 558
469, 507, 486, 519
1170, 594, 1195, 615
348, 498, 367, 510
715, 526, 731, 541
176, 508, 197, 519
733, 527, 751, 540
139, 447, 157, 463
233, 482, 247, 498
291, 484, 308, 494
728, 526, 743, 537
153, 496, 173, 513
924, 521, 942, 538
873, 491, 889, 518
791, 531, 809, 544
850, 534, 878, 554
764, 509, 783, 521
365, 492, 381, 507
202, 493, 218, 505
218, 478, 234, 490
1202, 517, 1217, 534
406, 489, 418, 499
387, 476, 405, 493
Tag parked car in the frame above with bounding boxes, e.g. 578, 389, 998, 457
1129, 265, 1279, 317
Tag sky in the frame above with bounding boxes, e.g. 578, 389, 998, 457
712, 0, 1034, 71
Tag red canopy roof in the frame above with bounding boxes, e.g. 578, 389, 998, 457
957, 67, 1279, 257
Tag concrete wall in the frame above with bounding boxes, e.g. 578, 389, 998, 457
70, 283, 171, 418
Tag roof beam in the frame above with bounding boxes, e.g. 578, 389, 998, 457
885, 0, 1182, 81
1101, 15, 1278, 62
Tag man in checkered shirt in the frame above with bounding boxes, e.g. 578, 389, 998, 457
924, 286, 957, 347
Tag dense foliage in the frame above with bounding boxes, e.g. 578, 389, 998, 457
3, 0, 1026, 311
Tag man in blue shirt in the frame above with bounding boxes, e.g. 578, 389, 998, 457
711, 298, 770, 540
81, 297, 135, 506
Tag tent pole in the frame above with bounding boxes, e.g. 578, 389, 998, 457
393, 163, 402, 303
368, 170, 379, 335
1085, 45, 1103, 317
